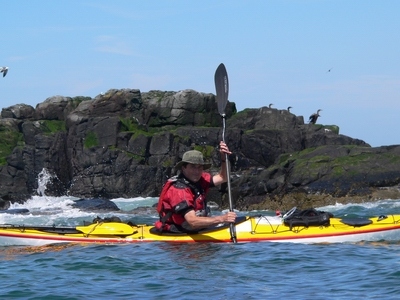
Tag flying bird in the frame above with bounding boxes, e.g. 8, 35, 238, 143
1, 67, 8, 77
327, 67, 333, 73
309, 109, 322, 124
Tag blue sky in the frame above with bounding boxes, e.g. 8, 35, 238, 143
1, 0, 399, 147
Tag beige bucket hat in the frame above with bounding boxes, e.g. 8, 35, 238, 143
174, 150, 212, 171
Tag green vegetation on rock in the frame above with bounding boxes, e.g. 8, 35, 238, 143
119, 117, 137, 132
119, 117, 164, 137
194, 145, 215, 161
163, 159, 173, 167
72, 96, 91, 105
277, 145, 400, 179
0, 126, 24, 165
84, 131, 98, 148
310, 124, 340, 134
40, 120, 66, 135
229, 108, 251, 118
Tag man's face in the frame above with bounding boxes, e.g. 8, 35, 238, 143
182, 164, 204, 182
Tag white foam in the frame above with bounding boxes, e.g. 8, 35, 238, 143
111, 197, 158, 211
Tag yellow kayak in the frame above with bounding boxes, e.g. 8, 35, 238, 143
1, 214, 400, 246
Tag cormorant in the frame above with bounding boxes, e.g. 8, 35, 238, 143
1, 67, 8, 77
287, 106, 292, 112
269, 103, 274, 108
309, 109, 322, 124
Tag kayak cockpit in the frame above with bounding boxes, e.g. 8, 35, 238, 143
149, 216, 248, 236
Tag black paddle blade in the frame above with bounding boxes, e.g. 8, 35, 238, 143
214, 63, 229, 115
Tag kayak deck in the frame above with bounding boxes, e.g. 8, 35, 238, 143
1, 215, 400, 246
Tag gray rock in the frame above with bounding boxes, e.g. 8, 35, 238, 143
1, 104, 35, 119
72, 198, 120, 212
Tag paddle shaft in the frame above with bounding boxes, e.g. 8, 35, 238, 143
222, 115, 237, 243
221, 116, 233, 212
214, 63, 237, 243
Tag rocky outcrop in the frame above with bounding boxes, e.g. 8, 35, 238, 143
0, 88, 399, 211
229, 144, 400, 211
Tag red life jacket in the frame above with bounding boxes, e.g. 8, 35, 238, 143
155, 173, 211, 232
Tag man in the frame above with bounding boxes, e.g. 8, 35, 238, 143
155, 141, 237, 233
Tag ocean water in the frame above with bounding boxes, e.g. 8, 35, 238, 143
1, 196, 400, 299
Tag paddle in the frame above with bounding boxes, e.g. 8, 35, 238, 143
214, 63, 237, 243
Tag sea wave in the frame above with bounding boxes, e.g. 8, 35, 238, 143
2, 196, 400, 227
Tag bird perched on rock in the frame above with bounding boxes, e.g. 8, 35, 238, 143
269, 103, 274, 108
1, 67, 8, 77
287, 106, 292, 112
309, 109, 322, 124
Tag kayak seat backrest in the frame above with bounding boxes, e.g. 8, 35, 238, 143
150, 216, 247, 236
340, 218, 373, 227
